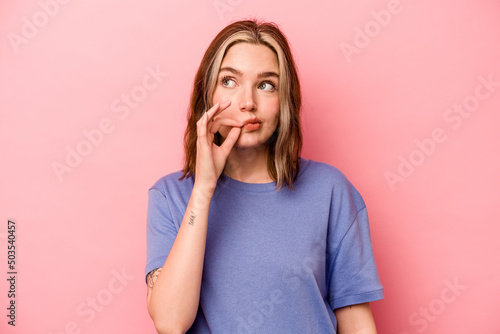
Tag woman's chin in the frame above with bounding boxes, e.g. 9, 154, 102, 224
233, 137, 269, 151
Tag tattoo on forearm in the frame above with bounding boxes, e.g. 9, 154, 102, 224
147, 268, 162, 290
188, 210, 196, 226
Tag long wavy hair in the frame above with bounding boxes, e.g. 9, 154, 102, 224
180, 19, 302, 190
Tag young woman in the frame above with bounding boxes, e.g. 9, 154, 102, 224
145, 20, 384, 334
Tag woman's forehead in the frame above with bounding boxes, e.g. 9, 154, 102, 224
221, 43, 278, 72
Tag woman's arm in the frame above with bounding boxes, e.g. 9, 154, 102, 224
146, 190, 211, 334
334, 302, 378, 334
146, 101, 242, 334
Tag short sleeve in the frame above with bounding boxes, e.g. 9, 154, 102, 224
327, 189, 384, 310
145, 187, 179, 282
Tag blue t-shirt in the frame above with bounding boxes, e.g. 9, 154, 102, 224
146, 158, 384, 333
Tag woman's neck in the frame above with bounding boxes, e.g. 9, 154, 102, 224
223, 145, 272, 183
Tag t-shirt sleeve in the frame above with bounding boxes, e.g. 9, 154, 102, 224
327, 185, 384, 310
145, 186, 179, 283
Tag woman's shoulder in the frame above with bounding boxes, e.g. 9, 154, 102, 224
299, 158, 351, 185
149, 170, 194, 197
298, 157, 365, 203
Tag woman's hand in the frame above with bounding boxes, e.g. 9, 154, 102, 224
147, 102, 240, 334
194, 100, 242, 199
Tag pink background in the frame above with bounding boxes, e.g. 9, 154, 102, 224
1, 0, 499, 333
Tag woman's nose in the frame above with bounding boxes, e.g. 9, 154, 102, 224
238, 87, 256, 112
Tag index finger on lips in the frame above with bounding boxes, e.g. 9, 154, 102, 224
209, 118, 243, 134
198, 101, 231, 137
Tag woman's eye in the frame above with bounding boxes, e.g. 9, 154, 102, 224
258, 82, 276, 91
221, 77, 236, 88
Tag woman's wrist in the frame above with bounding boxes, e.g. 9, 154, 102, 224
191, 183, 215, 209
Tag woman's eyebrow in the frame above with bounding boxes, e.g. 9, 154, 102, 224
219, 67, 279, 79
219, 67, 242, 76
257, 71, 279, 79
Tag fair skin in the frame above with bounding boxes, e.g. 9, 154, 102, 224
335, 303, 378, 334
213, 43, 280, 183
146, 43, 377, 334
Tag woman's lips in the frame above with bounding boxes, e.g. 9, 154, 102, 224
243, 122, 260, 131
243, 117, 262, 131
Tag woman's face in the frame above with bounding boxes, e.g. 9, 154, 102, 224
212, 43, 280, 149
